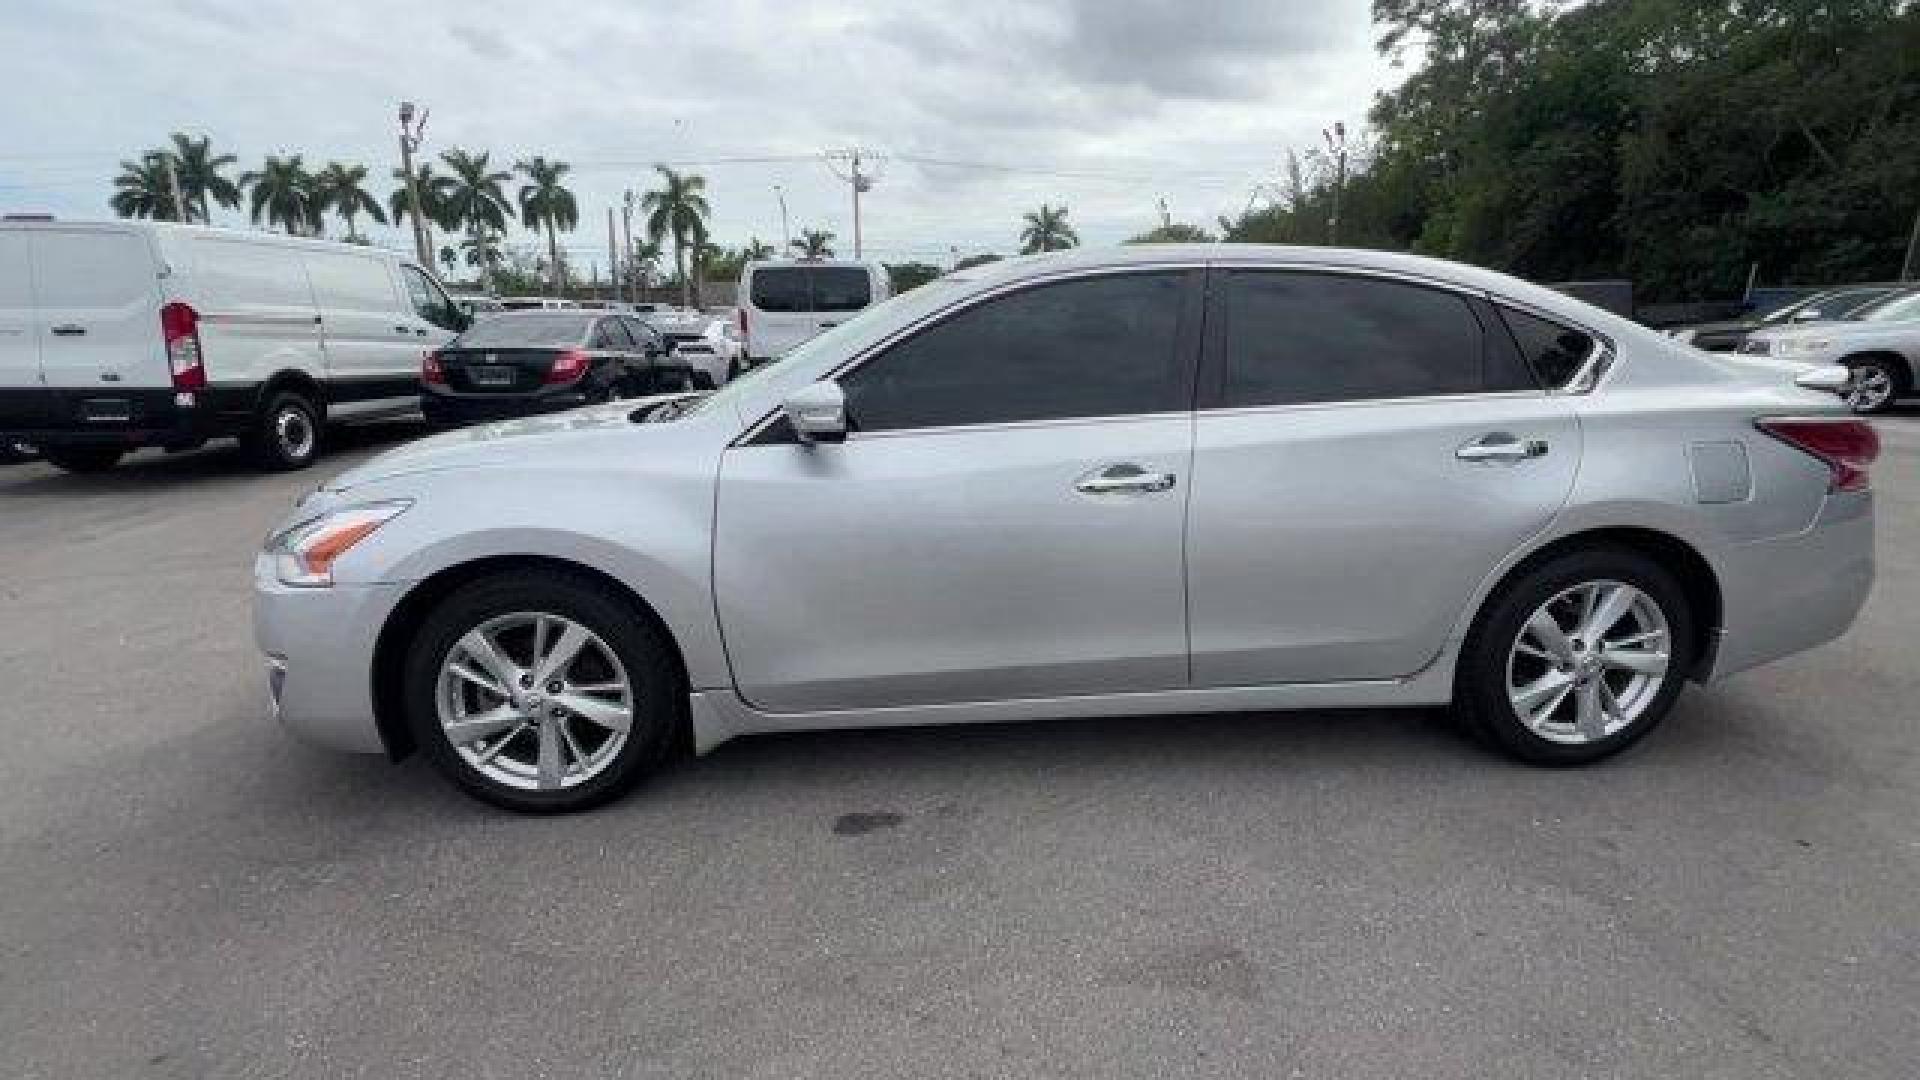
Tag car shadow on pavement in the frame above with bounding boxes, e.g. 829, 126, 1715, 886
0, 418, 433, 492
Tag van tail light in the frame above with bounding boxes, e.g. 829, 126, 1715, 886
545, 349, 589, 384
1757, 417, 1880, 492
160, 302, 205, 391
422, 350, 446, 385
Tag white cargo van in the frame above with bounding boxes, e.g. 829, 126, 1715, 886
736, 259, 890, 374
0, 220, 465, 472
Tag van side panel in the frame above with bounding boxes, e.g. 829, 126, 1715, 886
304, 248, 420, 407
178, 235, 326, 423
0, 231, 39, 429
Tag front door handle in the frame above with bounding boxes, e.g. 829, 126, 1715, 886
1076, 462, 1177, 494
1457, 432, 1549, 463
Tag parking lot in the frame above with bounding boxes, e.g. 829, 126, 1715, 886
0, 414, 1915, 1078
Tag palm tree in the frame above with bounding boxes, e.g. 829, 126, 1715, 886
392, 162, 453, 254
741, 237, 775, 261
1019, 203, 1079, 254
241, 154, 316, 235
790, 228, 835, 260
438, 244, 458, 280
311, 162, 387, 241
461, 231, 506, 284
167, 132, 240, 223
439, 149, 514, 260
516, 156, 578, 291
109, 153, 181, 221
641, 165, 711, 308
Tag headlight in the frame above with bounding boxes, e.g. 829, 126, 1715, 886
266, 500, 411, 587
1778, 338, 1831, 355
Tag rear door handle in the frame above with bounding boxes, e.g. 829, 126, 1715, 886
50, 324, 86, 337
1076, 462, 1177, 494
394, 325, 413, 335
1457, 433, 1548, 463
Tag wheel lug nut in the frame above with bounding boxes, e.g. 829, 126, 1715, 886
546, 681, 564, 694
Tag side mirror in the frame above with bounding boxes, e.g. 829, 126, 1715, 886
781, 381, 847, 444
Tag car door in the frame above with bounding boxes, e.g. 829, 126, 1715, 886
593, 316, 637, 390
714, 268, 1204, 714
1185, 267, 1582, 686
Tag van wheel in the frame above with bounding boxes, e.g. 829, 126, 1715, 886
245, 391, 321, 470
41, 446, 124, 473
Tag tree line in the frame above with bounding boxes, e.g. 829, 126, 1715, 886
1218, 0, 1920, 301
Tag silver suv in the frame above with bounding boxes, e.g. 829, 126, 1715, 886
255, 246, 1877, 812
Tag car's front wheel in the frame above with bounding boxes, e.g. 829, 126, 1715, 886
403, 570, 682, 812
1455, 548, 1692, 765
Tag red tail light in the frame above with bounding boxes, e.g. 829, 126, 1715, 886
1757, 417, 1880, 492
160, 302, 205, 391
545, 348, 589, 384
422, 350, 446, 385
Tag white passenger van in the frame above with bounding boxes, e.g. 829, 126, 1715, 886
736, 259, 890, 375
0, 219, 466, 472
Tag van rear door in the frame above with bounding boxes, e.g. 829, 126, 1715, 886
0, 231, 40, 428
32, 227, 165, 390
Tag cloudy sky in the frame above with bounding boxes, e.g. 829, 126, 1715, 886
2, 0, 1401, 272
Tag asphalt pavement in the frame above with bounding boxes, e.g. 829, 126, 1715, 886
2, 414, 1917, 1079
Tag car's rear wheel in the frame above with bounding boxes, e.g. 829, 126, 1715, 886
244, 391, 321, 470
40, 445, 124, 473
403, 571, 681, 813
1843, 357, 1905, 414
1455, 548, 1692, 765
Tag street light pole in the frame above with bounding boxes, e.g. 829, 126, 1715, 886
621, 190, 636, 304
1902, 200, 1920, 282
774, 185, 790, 251
397, 101, 433, 268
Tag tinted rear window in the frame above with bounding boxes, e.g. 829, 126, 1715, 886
455, 313, 592, 347
750, 267, 871, 313
1498, 307, 1595, 387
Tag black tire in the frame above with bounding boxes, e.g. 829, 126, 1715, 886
690, 371, 717, 391
40, 445, 124, 473
1453, 547, 1693, 766
244, 391, 322, 470
403, 570, 683, 813
1842, 356, 1907, 415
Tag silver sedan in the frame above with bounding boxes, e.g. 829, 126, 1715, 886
254, 246, 1879, 812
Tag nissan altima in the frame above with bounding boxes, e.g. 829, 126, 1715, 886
255, 246, 1878, 812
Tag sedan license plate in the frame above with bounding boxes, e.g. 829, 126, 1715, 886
468, 366, 516, 387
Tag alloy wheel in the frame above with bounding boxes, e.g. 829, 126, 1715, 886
435, 612, 635, 790
1506, 579, 1671, 745
1845, 364, 1894, 413
275, 406, 315, 462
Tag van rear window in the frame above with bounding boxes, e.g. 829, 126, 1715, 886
750, 267, 871, 313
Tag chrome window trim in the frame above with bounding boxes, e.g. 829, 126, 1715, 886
1481, 294, 1615, 395
1193, 388, 1550, 421
1204, 258, 1487, 300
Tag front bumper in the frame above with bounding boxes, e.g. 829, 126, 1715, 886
253, 554, 409, 754
1705, 490, 1875, 680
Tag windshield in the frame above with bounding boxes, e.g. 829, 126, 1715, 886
678, 281, 966, 420
453, 313, 593, 347
1857, 290, 1920, 323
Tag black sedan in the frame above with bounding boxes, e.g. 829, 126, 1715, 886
421, 310, 693, 426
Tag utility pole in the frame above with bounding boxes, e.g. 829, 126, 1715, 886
1323, 122, 1348, 246
825, 149, 878, 259
621, 190, 636, 304
397, 101, 432, 268
607, 207, 619, 305
160, 153, 188, 224
773, 184, 790, 251
1157, 196, 1172, 230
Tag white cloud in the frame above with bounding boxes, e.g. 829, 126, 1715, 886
0, 0, 1399, 266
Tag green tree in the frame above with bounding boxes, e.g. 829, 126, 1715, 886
392, 162, 453, 251
241, 154, 317, 235
166, 132, 240, 223
790, 228, 835, 259
461, 231, 506, 283
109, 153, 181, 221
642, 165, 712, 308
741, 236, 776, 261
954, 253, 1002, 271
438, 244, 458, 281
1019, 204, 1079, 253
516, 156, 579, 291
439, 149, 515, 289
884, 261, 944, 291
1127, 222, 1215, 244
311, 162, 388, 241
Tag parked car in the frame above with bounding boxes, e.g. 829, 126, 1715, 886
498, 296, 579, 312
0, 219, 464, 472
1670, 284, 1898, 352
257, 245, 1877, 813
1739, 285, 1920, 413
648, 313, 741, 388
419, 308, 689, 427
737, 259, 890, 374
452, 294, 504, 319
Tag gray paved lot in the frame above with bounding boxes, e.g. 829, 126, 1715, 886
2, 415, 1918, 1079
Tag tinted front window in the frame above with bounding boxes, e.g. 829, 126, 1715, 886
750, 268, 810, 312
840, 271, 1188, 431
1860, 290, 1920, 323
400, 265, 462, 331
1499, 307, 1595, 387
1221, 272, 1495, 406
812, 267, 872, 312
455, 313, 593, 347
